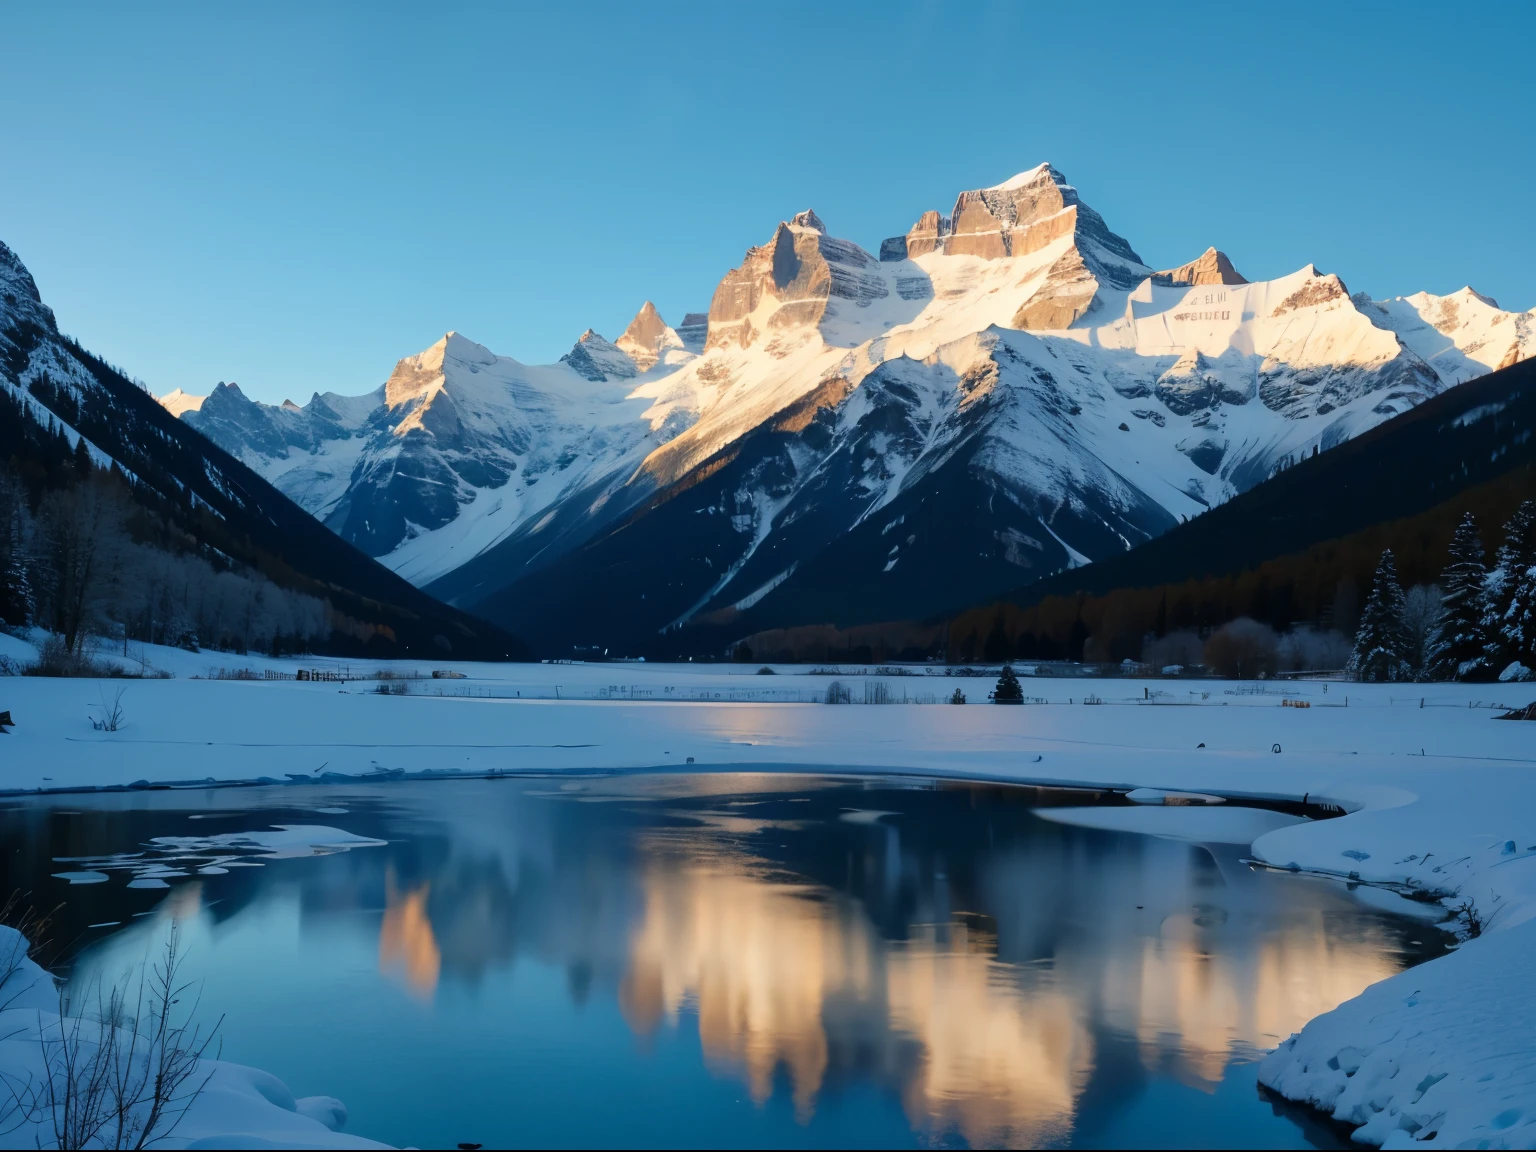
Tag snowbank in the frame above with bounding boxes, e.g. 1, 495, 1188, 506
0, 927, 387, 1149
1251, 789, 1536, 1147
1259, 916, 1536, 1149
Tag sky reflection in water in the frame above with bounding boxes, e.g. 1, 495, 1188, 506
5, 775, 1445, 1149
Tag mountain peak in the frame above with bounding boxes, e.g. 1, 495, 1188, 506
1155, 247, 1248, 287
790, 209, 826, 234
985, 162, 1056, 192
704, 215, 882, 351
561, 329, 638, 382
439, 331, 497, 366
157, 387, 206, 417
0, 241, 56, 335
616, 301, 682, 372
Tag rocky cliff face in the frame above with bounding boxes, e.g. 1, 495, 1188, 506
615, 301, 684, 371
879, 164, 1152, 330
704, 210, 887, 351
1155, 247, 1248, 286
156, 164, 1536, 652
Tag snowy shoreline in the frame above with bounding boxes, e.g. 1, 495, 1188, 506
2, 636, 1534, 1146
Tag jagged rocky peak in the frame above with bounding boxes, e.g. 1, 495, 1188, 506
705, 211, 885, 351
560, 328, 638, 382
615, 301, 683, 372
385, 332, 496, 409
0, 241, 56, 335
880, 210, 945, 261
1155, 247, 1248, 287
878, 164, 1150, 332
180, 380, 325, 460
790, 209, 826, 233
880, 164, 1143, 271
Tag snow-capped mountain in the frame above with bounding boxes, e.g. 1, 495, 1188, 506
162, 164, 1536, 653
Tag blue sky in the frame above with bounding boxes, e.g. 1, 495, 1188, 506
3, 1, 1533, 405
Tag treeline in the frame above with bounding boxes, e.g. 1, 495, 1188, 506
945, 464, 1536, 674
730, 465, 1536, 677
1, 411, 328, 667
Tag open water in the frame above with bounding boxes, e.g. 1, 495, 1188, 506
0, 774, 1447, 1148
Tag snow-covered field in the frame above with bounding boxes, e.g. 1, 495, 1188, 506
2, 631, 1534, 1148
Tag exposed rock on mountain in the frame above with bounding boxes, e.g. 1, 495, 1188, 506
675, 312, 709, 354
559, 329, 637, 382
704, 210, 886, 351
1365, 286, 1536, 384
880, 164, 1152, 330
615, 301, 682, 372
1155, 247, 1248, 286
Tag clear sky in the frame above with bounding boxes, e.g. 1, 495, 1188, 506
3, 1, 1533, 405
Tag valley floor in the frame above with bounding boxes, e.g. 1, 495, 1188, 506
1, 631, 1534, 1148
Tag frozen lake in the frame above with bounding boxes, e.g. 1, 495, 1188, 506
8, 774, 1448, 1149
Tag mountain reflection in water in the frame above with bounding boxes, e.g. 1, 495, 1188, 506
22, 775, 1440, 1149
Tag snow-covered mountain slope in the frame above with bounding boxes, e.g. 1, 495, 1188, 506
158, 164, 1535, 651
0, 240, 520, 658
1363, 286, 1536, 384
178, 327, 676, 583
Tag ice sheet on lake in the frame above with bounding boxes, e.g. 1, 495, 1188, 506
1034, 805, 1306, 846
52, 824, 385, 888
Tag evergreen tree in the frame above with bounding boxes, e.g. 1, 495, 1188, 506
1479, 501, 1536, 679
1426, 513, 1488, 680
1350, 549, 1410, 682
1503, 563, 1536, 680
71, 433, 93, 476
991, 663, 1024, 703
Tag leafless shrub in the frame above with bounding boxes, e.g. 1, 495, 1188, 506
3, 924, 221, 1150
863, 680, 891, 705
27, 634, 111, 678
209, 667, 263, 681
89, 686, 128, 732
824, 680, 852, 705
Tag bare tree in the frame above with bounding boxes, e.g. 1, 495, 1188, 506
35, 477, 129, 656
5, 924, 221, 1150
